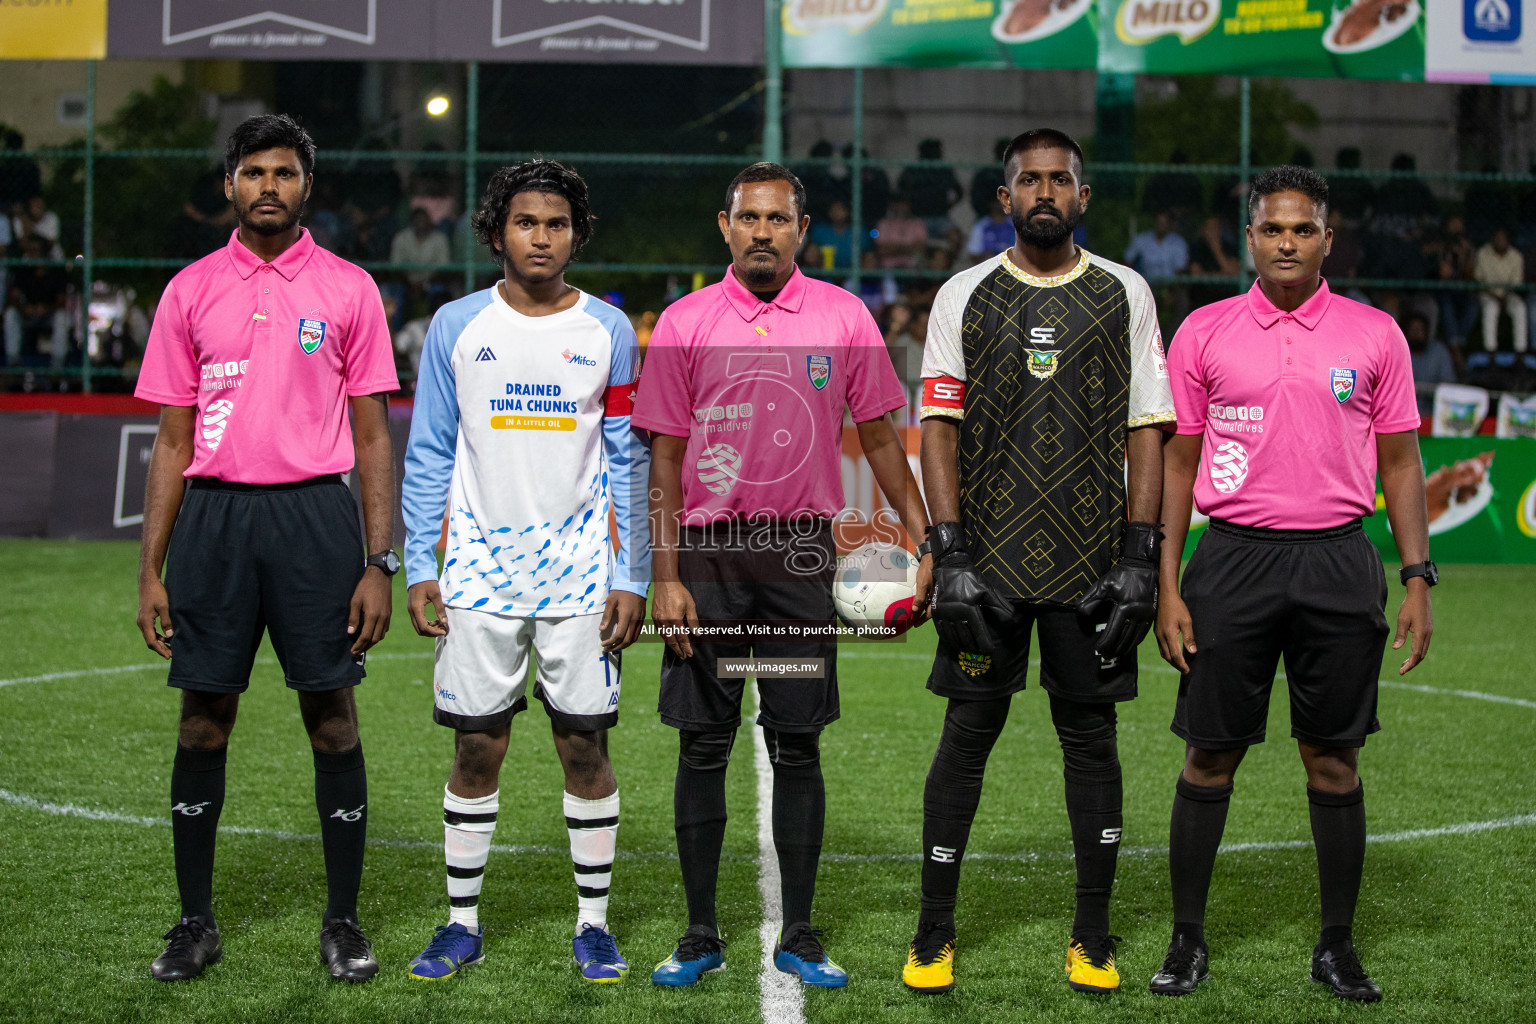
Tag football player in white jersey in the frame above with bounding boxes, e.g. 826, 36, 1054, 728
401, 161, 651, 983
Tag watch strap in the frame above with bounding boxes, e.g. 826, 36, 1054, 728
1399, 561, 1437, 586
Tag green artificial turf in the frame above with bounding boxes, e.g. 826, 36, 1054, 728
1, 539, 1532, 1022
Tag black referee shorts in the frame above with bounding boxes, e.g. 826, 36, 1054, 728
659, 519, 838, 735
1172, 518, 1388, 751
164, 475, 366, 694
927, 600, 1138, 704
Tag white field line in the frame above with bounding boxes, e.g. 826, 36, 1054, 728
12, 649, 1533, 711
3, 784, 1534, 865
752, 682, 806, 1024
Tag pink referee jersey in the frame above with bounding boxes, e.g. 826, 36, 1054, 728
632, 265, 907, 522
1167, 280, 1420, 529
135, 229, 399, 485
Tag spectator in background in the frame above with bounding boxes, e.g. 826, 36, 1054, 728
1124, 212, 1189, 280
1475, 228, 1527, 353
391, 208, 451, 290
1186, 215, 1239, 309
875, 195, 928, 271
1141, 150, 1204, 228
0, 129, 41, 219
1463, 164, 1516, 246
880, 300, 928, 395
1370, 153, 1439, 280
966, 198, 1014, 264
408, 145, 458, 233
171, 168, 237, 259
1321, 208, 1364, 283
1331, 147, 1374, 224
795, 140, 842, 224
841, 143, 890, 231
805, 198, 855, 272
898, 139, 963, 256
1404, 311, 1456, 416
4, 232, 71, 369
12, 194, 62, 259
969, 138, 1009, 220
1428, 215, 1477, 349
856, 250, 899, 313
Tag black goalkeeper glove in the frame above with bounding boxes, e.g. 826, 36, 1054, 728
927, 522, 1015, 654
1078, 521, 1162, 660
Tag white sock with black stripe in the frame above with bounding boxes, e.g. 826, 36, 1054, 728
444, 786, 498, 935
564, 790, 619, 933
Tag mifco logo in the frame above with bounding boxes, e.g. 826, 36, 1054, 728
562, 348, 598, 367
1467, 0, 1521, 41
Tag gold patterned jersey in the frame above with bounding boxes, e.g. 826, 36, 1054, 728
919, 249, 1176, 604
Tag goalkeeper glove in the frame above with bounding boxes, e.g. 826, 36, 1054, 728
926, 522, 1015, 654
1078, 521, 1162, 660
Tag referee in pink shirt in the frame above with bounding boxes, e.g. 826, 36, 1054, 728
133, 115, 399, 983
1150, 166, 1433, 1002
633, 163, 933, 988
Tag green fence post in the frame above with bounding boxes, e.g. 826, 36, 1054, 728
81, 59, 95, 393
850, 67, 864, 295
464, 61, 479, 297
1238, 75, 1251, 296
763, 0, 783, 163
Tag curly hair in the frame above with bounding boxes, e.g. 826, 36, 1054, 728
472, 159, 594, 263
1249, 165, 1330, 220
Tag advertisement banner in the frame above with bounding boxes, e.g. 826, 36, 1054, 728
107, 0, 761, 63
782, 0, 1097, 68
1, 0, 107, 59
1426, 0, 1536, 84
439, 0, 761, 64
1098, 0, 1426, 79
108, 0, 432, 59
1181, 438, 1536, 563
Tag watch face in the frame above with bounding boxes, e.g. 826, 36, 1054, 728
385, 551, 401, 573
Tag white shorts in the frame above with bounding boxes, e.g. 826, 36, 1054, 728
432, 610, 620, 732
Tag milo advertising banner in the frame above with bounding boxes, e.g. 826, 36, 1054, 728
781, 0, 1098, 68
1180, 439, 1536, 563
1098, 0, 1426, 78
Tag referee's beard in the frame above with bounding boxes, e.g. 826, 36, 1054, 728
739, 245, 782, 288
1012, 201, 1079, 250
236, 194, 306, 237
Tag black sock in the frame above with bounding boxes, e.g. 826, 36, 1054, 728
772, 763, 824, 927
920, 698, 1009, 930
674, 730, 734, 934
1309, 783, 1366, 947
313, 743, 367, 923
1052, 696, 1122, 941
1169, 776, 1233, 929
171, 744, 227, 922
764, 728, 826, 928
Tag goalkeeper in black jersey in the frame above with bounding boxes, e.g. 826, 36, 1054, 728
902, 129, 1176, 996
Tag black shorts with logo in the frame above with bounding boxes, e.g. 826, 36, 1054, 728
927, 600, 1139, 704
164, 475, 366, 694
659, 519, 839, 735
1171, 518, 1388, 751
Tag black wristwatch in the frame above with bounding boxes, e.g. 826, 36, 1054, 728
917, 540, 933, 559
1399, 560, 1438, 587
366, 550, 401, 576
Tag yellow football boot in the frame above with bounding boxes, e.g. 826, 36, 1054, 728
902, 921, 956, 994
1066, 935, 1121, 993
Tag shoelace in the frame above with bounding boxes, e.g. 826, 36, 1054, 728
781, 926, 828, 964
321, 919, 372, 962
1160, 937, 1202, 975
1078, 934, 1121, 968
161, 920, 211, 958
675, 930, 725, 962
1325, 946, 1371, 984
578, 925, 621, 964
417, 925, 469, 961
911, 921, 955, 963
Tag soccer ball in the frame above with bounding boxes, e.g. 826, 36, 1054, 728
834, 542, 919, 636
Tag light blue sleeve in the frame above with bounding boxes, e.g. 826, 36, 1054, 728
401, 295, 481, 586
589, 298, 651, 598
